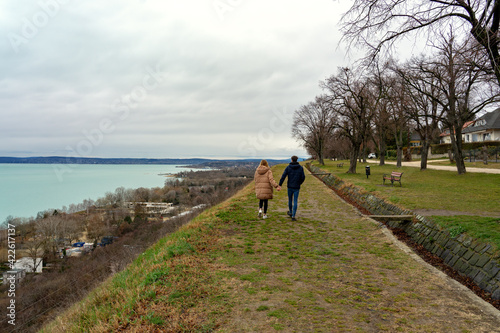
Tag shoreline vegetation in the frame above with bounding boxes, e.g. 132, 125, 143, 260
0, 166, 256, 332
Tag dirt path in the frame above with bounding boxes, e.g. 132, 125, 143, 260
366, 160, 500, 174
215, 165, 500, 332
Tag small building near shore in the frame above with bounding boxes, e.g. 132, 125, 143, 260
13, 257, 43, 273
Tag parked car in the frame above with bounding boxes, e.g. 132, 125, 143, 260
99, 236, 118, 247
368, 153, 376, 159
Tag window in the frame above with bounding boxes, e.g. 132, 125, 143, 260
483, 133, 491, 141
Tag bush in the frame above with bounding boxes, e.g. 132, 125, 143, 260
432, 141, 500, 154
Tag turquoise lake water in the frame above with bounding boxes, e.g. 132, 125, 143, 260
0, 164, 195, 223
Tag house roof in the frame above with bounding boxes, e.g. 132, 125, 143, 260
463, 108, 500, 134
439, 121, 475, 137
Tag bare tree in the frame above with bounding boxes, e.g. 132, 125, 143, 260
24, 237, 45, 272
367, 59, 397, 166
405, 33, 498, 174
35, 216, 62, 260
394, 56, 446, 170
322, 67, 376, 173
86, 213, 108, 244
342, 1, 500, 86
292, 96, 338, 165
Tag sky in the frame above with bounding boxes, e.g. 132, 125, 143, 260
0, 0, 356, 159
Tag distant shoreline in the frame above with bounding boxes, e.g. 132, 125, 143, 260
0, 156, 291, 166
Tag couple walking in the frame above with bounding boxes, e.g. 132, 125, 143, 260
254, 156, 305, 221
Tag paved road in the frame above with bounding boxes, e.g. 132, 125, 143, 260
367, 159, 500, 174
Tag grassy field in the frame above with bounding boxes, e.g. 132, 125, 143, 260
429, 160, 500, 169
41, 164, 500, 332
310, 160, 500, 214
311, 159, 500, 252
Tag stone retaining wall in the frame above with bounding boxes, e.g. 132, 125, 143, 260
308, 163, 500, 300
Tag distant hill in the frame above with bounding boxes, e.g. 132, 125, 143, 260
0, 156, 291, 166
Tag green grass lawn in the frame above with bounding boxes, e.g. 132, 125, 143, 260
429, 160, 500, 169
311, 159, 500, 215
311, 159, 500, 251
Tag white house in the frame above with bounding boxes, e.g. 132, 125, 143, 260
462, 109, 500, 143
439, 121, 474, 144
13, 257, 43, 273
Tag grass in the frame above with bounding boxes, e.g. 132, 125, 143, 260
311, 159, 500, 215
429, 160, 500, 169
40, 164, 500, 332
431, 215, 500, 249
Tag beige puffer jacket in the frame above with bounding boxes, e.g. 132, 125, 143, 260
254, 165, 279, 200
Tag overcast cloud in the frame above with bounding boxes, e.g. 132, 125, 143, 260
0, 0, 353, 159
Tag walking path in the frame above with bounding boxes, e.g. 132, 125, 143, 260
215, 165, 500, 332
367, 159, 500, 174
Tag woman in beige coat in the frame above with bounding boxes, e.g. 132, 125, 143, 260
254, 160, 281, 219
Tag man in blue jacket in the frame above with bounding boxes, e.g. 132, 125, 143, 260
279, 156, 305, 221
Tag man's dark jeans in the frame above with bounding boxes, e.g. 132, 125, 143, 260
287, 188, 300, 218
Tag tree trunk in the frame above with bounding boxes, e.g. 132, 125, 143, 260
450, 127, 466, 174
348, 145, 359, 173
395, 131, 403, 168
379, 139, 386, 166
420, 141, 429, 170
317, 138, 325, 165
482, 146, 488, 165
396, 147, 403, 167
447, 149, 454, 162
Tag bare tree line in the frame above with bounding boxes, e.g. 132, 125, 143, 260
293, 27, 500, 174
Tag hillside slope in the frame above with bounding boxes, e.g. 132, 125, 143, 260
41, 164, 500, 332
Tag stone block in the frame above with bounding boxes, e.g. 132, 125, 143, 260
453, 258, 468, 273
473, 270, 487, 285
445, 239, 458, 249
442, 250, 450, 261
452, 244, 461, 254
448, 255, 459, 268
469, 253, 481, 266
485, 263, 500, 279
457, 246, 468, 257
485, 283, 496, 294
481, 244, 492, 254
492, 288, 500, 300
476, 255, 490, 268
462, 238, 472, 248
463, 249, 475, 261
468, 267, 480, 280
474, 243, 487, 252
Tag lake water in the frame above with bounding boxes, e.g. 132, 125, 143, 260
0, 164, 195, 223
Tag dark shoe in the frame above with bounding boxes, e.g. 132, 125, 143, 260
287, 211, 292, 216
291, 217, 297, 222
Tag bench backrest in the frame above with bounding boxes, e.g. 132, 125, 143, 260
391, 172, 403, 177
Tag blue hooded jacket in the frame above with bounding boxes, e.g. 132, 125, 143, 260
279, 162, 305, 189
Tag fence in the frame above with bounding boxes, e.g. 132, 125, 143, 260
464, 147, 499, 163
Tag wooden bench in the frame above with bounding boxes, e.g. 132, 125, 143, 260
337, 163, 344, 168
383, 171, 403, 186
